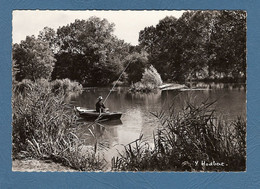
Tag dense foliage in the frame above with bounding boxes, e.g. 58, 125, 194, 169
12, 79, 103, 171
130, 65, 163, 92
13, 11, 246, 86
141, 65, 163, 86
124, 52, 148, 84
52, 17, 130, 86
13, 36, 56, 81
139, 10, 246, 82
11, 11, 246, 171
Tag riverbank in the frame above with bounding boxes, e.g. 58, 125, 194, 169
12, 81, 246, 172
12, 159, 76, 172
12, 79, 105, 172
111, 101, 246, 171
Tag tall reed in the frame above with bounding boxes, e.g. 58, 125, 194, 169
112, 99, 246, 171
12, 79, 104, 171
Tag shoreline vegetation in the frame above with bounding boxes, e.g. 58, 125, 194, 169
111, 100, 246, 172
12, 79, 106, 171
13, 11, 246, 88
12, 10, 246, 171
12, 79, 246, 172
129, 65, 163, 92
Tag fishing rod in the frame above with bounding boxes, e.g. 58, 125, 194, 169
103, 61, 131, 104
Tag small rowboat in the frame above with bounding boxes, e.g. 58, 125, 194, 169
75, 107, 122, 121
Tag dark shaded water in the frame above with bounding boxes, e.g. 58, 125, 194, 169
69, 83, 246, 165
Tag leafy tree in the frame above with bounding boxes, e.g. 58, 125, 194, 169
176, 11, 217, 80
124, 52, 148, 84
139, 16, 184, 81
13, 36, 56, 81
138, 10, 246, 83
209, 11, 246, 80
139, 26, 158, 55
53, 17, 130, 86
38, 27, 58, 53
141, 65, 163, 86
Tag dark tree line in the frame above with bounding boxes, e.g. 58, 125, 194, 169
139, 10, 246, 82
13, 11, 246, 86
13, 17, 134, 86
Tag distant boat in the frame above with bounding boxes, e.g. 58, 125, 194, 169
75, 107, 122, 121
159, 83, 187, 91
179, 88, 209, 91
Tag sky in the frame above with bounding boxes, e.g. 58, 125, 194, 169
13, 10, 185, 45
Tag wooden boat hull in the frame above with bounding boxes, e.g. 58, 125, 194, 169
75, 107, 122, 121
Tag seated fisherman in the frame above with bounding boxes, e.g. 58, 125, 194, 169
96, 96, 106, 113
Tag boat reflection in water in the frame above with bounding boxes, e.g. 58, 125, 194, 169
70, 85, 246, 163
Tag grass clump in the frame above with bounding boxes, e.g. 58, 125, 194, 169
130, 82, 157, 93
12, 79, 104, 171
112, 99, 246, 171
51, 78, 83, 94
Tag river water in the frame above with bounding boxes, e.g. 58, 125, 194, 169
69, 83, 246, 166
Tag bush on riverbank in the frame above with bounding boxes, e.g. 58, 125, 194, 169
129, 81, 157, 93
129, 65, 163, 92
51, 78, 83, 94
13, 78, 83, 95
112, 99, 246, 171
12, 79, 104, 171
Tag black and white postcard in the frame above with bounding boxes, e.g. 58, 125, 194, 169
12, 10, 246, 172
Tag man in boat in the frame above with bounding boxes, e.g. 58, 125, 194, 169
96, 96, 106, 113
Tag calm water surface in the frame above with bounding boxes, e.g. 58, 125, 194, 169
69, 83, 246, 165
